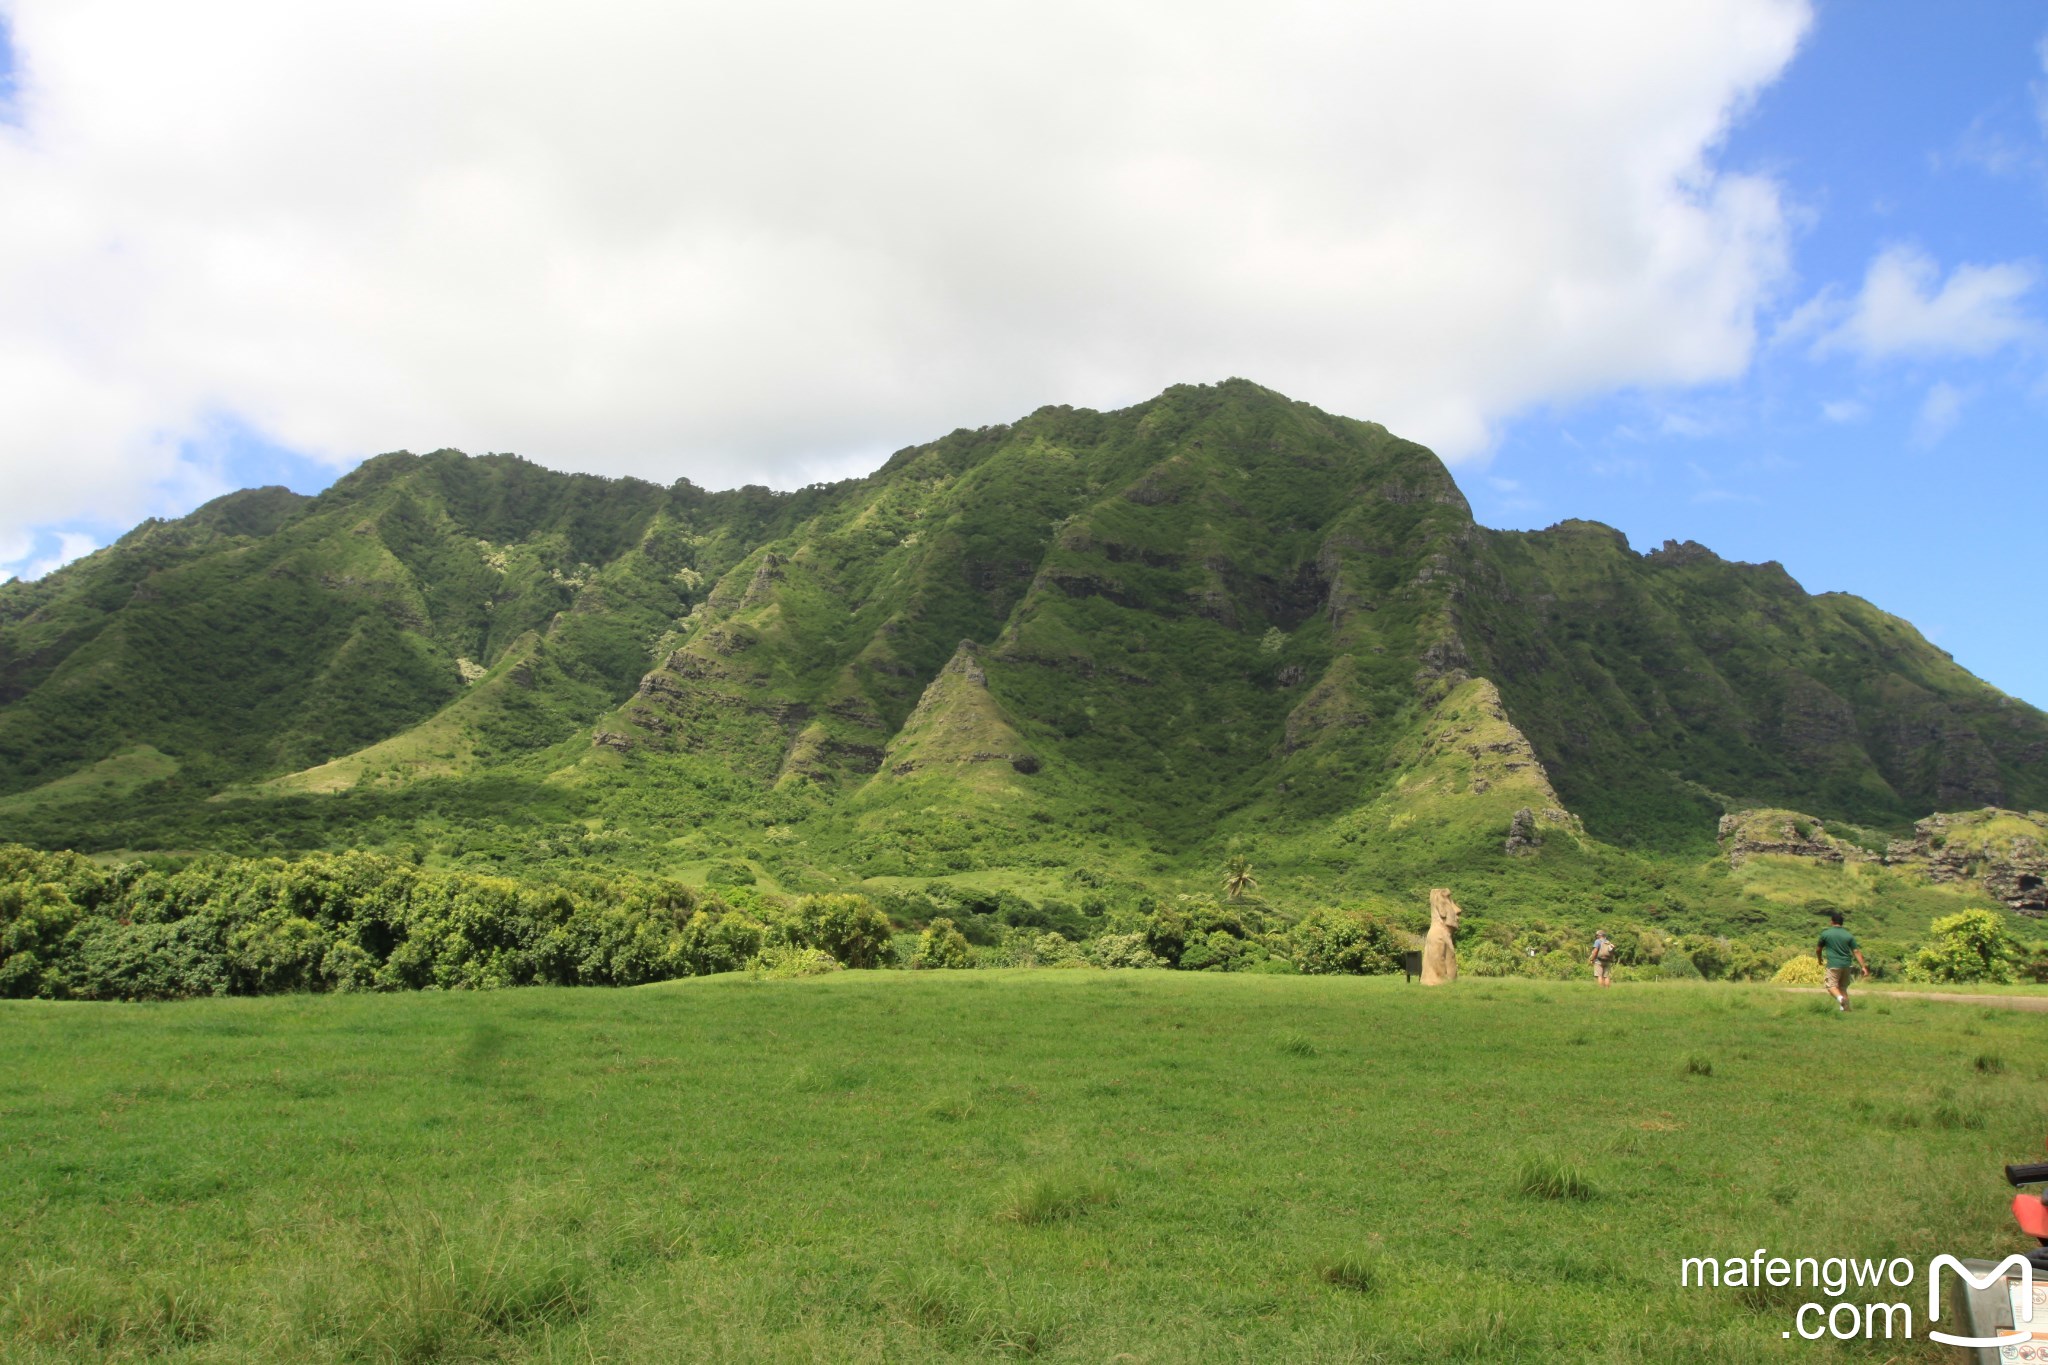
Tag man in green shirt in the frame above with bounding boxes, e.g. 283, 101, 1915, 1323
1816, 911, 1869, 1012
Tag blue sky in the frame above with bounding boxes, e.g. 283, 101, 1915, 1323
0, 1, 2041, 706
1464, 0, 2047, 704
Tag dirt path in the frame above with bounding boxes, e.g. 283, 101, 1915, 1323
1784, 988, 2048, 1012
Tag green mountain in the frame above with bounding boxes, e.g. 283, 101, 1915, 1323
3, 380, 2043, 928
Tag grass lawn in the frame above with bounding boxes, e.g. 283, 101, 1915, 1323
5, 973, 2046, 1362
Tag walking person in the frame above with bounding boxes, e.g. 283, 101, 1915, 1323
1588, 929, 1616, 988
1816, 910, 1870, 1012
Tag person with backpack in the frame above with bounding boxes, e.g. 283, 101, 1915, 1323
1816, 910, 1869, 1012
1588, 930, 1617, 987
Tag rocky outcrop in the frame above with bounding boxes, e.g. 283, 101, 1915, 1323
1715, 809, 1862, 866
1885, 809, 2048, 917
1504, 806, 1540, 856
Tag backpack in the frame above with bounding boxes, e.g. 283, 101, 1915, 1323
1594, 939, 1615, 963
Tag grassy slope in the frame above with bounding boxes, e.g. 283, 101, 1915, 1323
5, 972, 2043, 1362
0, 745, 178, 812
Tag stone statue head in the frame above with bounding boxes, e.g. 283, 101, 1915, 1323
1429, 887, 1462, 931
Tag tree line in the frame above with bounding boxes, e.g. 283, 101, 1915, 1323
2, 845, 2039, 1001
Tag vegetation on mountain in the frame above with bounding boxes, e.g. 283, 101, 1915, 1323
2, 380, 2044, 971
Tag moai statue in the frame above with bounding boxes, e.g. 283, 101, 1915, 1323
1421, 887, 1462, 985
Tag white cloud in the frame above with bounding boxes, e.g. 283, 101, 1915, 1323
1, 530, 99, 582
1819, 398, 1866, 423
1911, 381, 1967, 447
1814, 245, 2039, 361
0, 0, 1808, 549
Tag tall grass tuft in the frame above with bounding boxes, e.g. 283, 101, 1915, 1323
1278, 1032, 1319, 1058
1682, 1054, 1714, 1077
1316, 1253, 1381, 1293
1973, 1051, 2005, 1075
1517, 1155, 1594, 1201
996, 1172, 1116, 1226
1929, 1100, 1986, 1131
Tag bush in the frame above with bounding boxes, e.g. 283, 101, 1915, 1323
1460, 940, 1521, 977
1771, 956, 1825, 986
1658, 949, 1702, 980
1085, 933, 1165, 970
1138, 896, 1261, 970
1289, 909, 1403, 976
1030, 932, 1084, 966
910, 918, 972, 970
673, 908, 767, 978
1910, 909, 2025, 984
747, 945, 844, 979
0, 877, 87, 997
1677, 935, 1728, 979
776, 894, 893, 969
1179, 928, 1255, 972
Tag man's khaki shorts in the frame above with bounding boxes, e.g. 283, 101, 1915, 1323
1825, 967, 1853, 993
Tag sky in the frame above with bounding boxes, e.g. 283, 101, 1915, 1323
0, 0, 2040, 703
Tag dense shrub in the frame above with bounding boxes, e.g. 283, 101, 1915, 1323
774, 894, 893, 969
1658, 949, 1702, 980
0, 845, 876, 1000
910, 918, 973, 969
1460, 940, 1521, 977
1772, 956, 1825, 986
1139, 897, 1267, 968
1084, 933, 1165, 969
748, 945, 844, 978
673, 908, 768, 978
1289, 909, 1403, 976
1677, 934, 1729, 979
1910, 909, 2026, 984
1031, 931, 1084, 966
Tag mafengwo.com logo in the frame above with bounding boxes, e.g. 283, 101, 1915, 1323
1679, 1250, 2040, 1347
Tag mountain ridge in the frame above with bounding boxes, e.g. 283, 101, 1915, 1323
2, 379, 2041, 924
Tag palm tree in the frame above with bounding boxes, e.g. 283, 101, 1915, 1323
1222, 854, 1258, 901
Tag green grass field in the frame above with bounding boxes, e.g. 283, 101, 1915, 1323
6, 974, 2046, 1362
